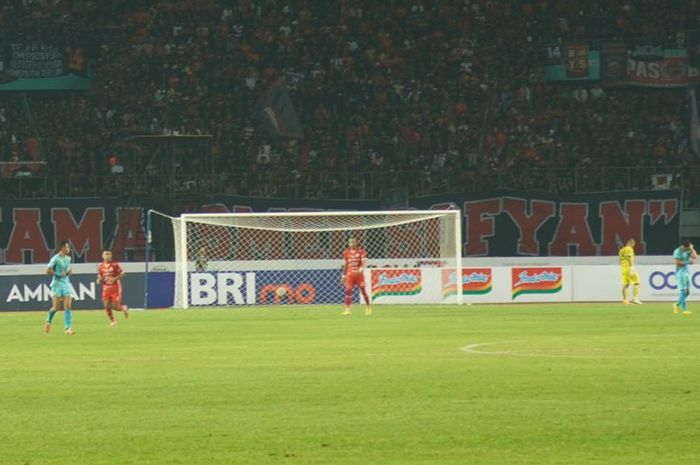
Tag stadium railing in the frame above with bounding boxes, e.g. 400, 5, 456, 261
0, 166, 695, 203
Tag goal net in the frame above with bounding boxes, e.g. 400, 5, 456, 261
170, 210, 462, 308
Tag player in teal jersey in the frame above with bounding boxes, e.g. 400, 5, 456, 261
44, 241, 75, 334
673, 240, 697, 315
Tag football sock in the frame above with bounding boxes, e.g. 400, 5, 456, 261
633, 284, 639, 300
64, 309, 72, 329
360, 287, 370, 305
622, 287, 628, 301
678, 290, 688, 310
344, 288, 352, 307
106, 306, 114, 321
46, 309, 57, 323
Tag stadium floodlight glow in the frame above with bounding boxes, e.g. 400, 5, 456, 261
165, 210, 462, 308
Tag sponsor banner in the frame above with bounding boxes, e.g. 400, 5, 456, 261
188, 269, 345, 306
565, 43, 590, 78
371, 269, 422, 301
511, 267, 563, 300
0, 273, 144, 311
7, 263, 700, 310
644, 268, 700, 298
572, 265, 700, 302
441, 268, 493, 298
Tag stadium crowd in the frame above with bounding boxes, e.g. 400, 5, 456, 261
0, 0, 699, 203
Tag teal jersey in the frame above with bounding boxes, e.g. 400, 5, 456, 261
673, 247, 691, 272
47, 253, 72, 286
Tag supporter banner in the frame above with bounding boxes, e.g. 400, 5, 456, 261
627, 56, 693, 87
565, 43, 590, 78
630, 43, 664, 62
600, 41, 627, 86
1, 41, 87, 78
544, 44, 564, 66
0, 40, 90, 90
0, 190, 682, 265
431, 189, 681, 257
545, 47, 700, 86
256, 78, 304, 140
199, 189, 680, 258
544, 50, 600, 81
0, 73, 91, 91
0, 199, 148, 265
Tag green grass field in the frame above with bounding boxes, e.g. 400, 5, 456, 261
1, 303, 699, 465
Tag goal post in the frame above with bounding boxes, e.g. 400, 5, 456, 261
168, 210, 463, 308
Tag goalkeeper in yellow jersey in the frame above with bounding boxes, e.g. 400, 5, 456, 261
619, 238, 642, 304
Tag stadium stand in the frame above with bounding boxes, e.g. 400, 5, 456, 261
0, 0, 698, 204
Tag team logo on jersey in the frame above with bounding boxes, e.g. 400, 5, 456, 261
442, 268, 493, 297
511, 267, 562, 300
371, 269, 422, 300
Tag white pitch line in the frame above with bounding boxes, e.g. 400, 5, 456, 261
459, 341, 685, 359
460, 341, 525, 356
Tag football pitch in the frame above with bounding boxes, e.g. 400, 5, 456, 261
1, 303, 699, 465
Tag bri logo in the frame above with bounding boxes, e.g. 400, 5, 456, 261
442, 268, 493, 297
511, 267, 562, 300
371, 269, 423, 301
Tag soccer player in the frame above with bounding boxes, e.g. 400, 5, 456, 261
341, 237, 372, 315
97, 249, 129, 326
673, 240, 697, 315
619, 238, 642, 304
44, 241, 75, 335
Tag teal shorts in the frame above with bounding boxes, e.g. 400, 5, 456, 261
51, 282, 73, 298
676, 271, 690, 291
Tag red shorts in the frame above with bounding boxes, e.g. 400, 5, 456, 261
102, 284, 122, 303
345, 271, 365, 289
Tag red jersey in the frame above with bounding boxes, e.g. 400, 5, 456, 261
343, 248, 367, 275
98, 261, 123, 288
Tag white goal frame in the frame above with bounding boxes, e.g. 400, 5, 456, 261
174, 210, 463, 308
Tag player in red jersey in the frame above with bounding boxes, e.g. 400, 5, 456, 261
96, 250, 129, 326
341, 237, 372, 316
